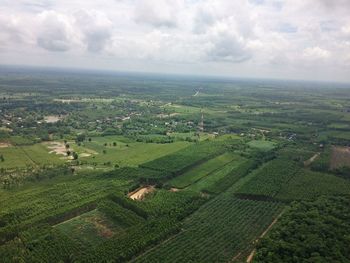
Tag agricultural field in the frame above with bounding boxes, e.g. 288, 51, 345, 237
0, 144, 64, 169
168, 152, 240, 188
133, 196, 284, 262
1, 68, 350, 262
186, 156, 248, 192
247, 140, 276, 151
236, 158, 350, 202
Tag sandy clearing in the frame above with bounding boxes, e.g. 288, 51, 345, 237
54, 99, 81, 103
80, 153, 92, 157
0, 142, 11, 148
128, 186, 155, 200
330, 146, 350, 169
304, 152, 320, 167
44, 141, 70, 155
44, 115, 64, 123
169, 188, 180, 192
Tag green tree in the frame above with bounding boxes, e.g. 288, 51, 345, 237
72, 152, 78, 160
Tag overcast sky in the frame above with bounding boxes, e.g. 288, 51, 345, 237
0, 0, 350, 82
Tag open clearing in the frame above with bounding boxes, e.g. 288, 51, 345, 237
0, 144, 64, 169
330, 146, 350, 169
45, 141, 69, 155
55, 209, 119, 245
247, 140, 276, 151
0, 142, 11, 148
82, 139, 190, 167
128, 186, 155, 200
44, 115, 64, 123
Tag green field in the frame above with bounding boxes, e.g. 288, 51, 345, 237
54, 209, 122, 246
1, 68, 350, 262
134, 196, 284, 262
168, 152, 239, 188
247, 140, 276, 151
0, 144, 64, 169
186, 157, 247, 192
82, 140, 191, 167
236, 159, 350, 201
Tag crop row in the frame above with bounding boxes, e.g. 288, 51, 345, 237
168, 152, 240, 188
133, 197, 284, 262
236, 159, 300, 198
139, 140, 228, 176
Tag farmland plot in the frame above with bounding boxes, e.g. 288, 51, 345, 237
133, 197, 284, 263
185, 156, 248, 192
168, 152, 240, 188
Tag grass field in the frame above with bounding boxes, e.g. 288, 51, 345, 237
186, 157, 247, 192
168, 152, 239, 188
81, 140, 191, 167
54, 209, 121, 246
0, 144, 64, 169
0, 137, 191, 170
247, 140, 276, 151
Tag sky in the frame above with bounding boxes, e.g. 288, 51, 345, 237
0, 0, 350, 82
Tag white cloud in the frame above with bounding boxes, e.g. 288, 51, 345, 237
74, 10, 113, 52
302, 46, 331, 60
36, 10, 81, 52
134, 0, 183, 28
0, 0, 350, 82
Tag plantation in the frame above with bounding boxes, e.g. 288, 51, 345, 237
236, 159, 300, 199
168, 152, 240, 188
186, 156, 247, 192
237, 159, 350, 201
133, 196, 284, 262
139, 140, 229, 175
1, 67, 350, 262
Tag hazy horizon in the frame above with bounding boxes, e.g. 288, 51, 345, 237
1, 0, 350, 82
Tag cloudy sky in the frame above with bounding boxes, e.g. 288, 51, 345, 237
0, 0, 350, 82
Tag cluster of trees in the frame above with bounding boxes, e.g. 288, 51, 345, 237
255, 196, 350, 262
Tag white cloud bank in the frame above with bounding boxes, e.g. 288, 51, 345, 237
0, 0, 350, 82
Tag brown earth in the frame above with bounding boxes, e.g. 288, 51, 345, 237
0, 142, 11, 148
128, 186, 155, 200
87, 216, 114, 239
44, 141, 69, 155
330, 146, 350, 169
304, 152, 320, 167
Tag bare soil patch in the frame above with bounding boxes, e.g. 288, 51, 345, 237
80, 153, 92, 157
330, 146, 350, 169
44, 115, 64, 123
128, 186, 155, 200
87, 216, 114, 238
54, 99, 81, 103
44, 141, 70, 156
304, 152, 320, 167
169, 187, 180, 192
0, 142, 11, 148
